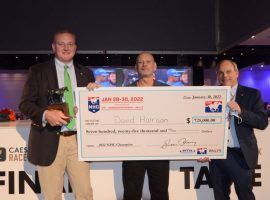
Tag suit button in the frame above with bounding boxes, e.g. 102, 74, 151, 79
57, 132, 59, 135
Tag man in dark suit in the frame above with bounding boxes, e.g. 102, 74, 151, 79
19, 30, 95, 200
209, 59, 268, 200
122, 52, 169, 200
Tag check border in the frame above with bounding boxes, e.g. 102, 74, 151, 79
76, 86, 230, 161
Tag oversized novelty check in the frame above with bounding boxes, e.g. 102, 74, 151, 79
76, 86, 230, 161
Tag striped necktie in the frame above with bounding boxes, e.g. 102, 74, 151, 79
64, 65, 75, 130
228, 92, 235, 129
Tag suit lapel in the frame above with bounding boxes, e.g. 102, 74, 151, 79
235, 84, 245, 106
45, 60, 59, 89
74, 63, 85, 87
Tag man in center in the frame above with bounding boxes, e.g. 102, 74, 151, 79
122, 52, 169, 200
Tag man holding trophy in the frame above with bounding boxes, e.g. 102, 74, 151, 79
19, 30, 95, 200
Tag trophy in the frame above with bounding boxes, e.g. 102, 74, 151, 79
47, 87, 70, 122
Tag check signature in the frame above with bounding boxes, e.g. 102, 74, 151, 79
161, 138, 197, 149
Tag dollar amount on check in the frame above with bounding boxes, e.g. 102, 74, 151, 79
76, 86, 230, 161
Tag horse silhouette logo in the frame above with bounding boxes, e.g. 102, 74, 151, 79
197, 148, 207, 155
205, 101, 222, 113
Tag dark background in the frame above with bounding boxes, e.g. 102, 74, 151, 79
1, 0, 216, 53
1, 0, 270, 53
219, 0, 270, 51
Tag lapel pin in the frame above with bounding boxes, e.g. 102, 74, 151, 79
80, 72, 83, 76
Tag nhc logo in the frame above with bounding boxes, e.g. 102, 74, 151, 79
0, 147, 6, 161
88, 97, 100, 113
205, 101, 222, 113
197, 148, 207, 155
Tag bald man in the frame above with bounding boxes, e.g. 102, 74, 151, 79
122, 52, 169, 200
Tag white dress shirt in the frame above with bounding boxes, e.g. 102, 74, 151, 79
43, 58, 77, 131
227, 84, 240, 148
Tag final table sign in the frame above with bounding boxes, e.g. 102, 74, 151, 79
75, 86, 230, 161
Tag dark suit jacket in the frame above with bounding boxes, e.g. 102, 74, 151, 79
19, 60, 95, 166
234, 84, 268, 169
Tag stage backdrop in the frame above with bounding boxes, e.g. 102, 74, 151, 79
204, 65, 270, 103
0, 121, 269, 200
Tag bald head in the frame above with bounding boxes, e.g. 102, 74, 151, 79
136, 52, 155, 64
135, 52, 157, 78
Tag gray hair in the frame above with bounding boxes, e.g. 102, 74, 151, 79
215, 59, 238, 73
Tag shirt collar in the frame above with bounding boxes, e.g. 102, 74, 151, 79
55, 58, 73, 68
231, 83, 238, 96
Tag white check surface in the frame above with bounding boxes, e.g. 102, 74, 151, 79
76, 86, 230, 161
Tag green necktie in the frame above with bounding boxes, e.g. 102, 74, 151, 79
64, 65, 75, 130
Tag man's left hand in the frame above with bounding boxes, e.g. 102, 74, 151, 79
228, 101, 241, 114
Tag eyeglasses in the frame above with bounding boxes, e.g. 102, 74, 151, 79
55, 42, 76, 48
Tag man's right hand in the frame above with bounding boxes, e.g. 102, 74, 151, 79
87, 82, 101, 90
44, 110, 69, 127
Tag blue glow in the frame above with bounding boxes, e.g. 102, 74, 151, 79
239, 65, 270, 103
